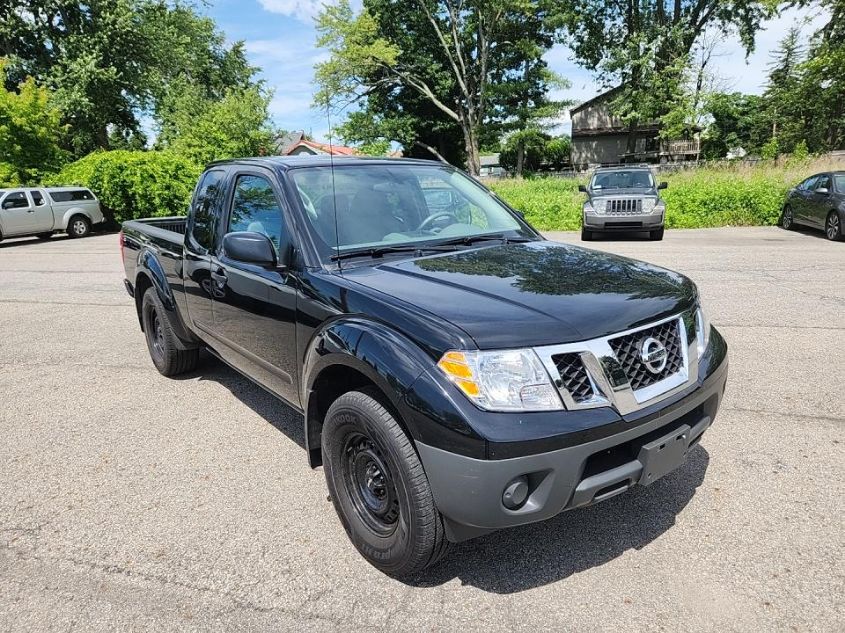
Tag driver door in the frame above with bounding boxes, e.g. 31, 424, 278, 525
208, 169, 300, 405
806, 174, 832, 228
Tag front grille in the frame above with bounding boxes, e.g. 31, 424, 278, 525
606, 199, 642, 215
551, 353, 595, 403
608, 320, 684, 390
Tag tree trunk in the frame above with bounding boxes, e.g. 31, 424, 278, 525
516, 138, 525, 177
463, 124, 480, 176
96, 126, 110, 150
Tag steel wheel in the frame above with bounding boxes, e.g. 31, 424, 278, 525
782, 206, 794, 230
826, 213, 841, 241
150, 309, 165, 360
342, 432, 400, 537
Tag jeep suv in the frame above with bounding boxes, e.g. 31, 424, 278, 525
579, 166, 668, 241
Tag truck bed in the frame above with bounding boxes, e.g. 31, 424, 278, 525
122, 216, 186, 240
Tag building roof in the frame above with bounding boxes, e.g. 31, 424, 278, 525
480, 153, 500, 167
569, 86, 622, 115
274, 131, 358, 156
291, 139, 359, 156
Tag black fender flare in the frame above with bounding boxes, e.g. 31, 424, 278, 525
134, 248, 196, 348
301, 317, 435, 464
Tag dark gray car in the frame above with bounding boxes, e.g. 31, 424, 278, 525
578, 166, 668, 241
781, 171, 845, 241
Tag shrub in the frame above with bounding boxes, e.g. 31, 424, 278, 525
52, 150, 202, 224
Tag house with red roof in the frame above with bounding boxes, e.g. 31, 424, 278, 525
274, 131, 359, 157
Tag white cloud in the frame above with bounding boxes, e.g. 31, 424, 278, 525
257, 0, 362, 24
257, 0, 324, 23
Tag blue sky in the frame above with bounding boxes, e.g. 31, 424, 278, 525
206, 1, 827, 142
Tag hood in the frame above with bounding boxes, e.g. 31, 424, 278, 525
341, 241, 696, 349
589, 187, 657, 199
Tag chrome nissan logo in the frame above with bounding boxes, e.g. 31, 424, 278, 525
639, 336, 668, 374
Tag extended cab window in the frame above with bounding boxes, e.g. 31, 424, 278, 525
228, 175, 285, 251
31, 191, 45, 206
188, 169, 224, 252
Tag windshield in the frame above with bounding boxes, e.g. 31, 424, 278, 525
590, 170, 654, 190
289, 163, 530, 259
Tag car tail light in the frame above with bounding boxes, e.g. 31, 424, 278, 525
119, 230, 124, 262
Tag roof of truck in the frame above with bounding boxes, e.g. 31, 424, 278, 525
205, 155, 450, 170
0, 186, 94, 194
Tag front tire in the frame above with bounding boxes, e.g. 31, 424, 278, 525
825, 212, 843, 241
322, 389, 450, 577
67, 215, 91, 238
581, 227, 593, 241
649, 227, 665, 241
141, 288, 199, 376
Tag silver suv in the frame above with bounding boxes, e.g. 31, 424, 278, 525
579, 167, 667, 241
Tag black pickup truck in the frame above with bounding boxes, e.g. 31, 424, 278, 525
121, 157, 728, 577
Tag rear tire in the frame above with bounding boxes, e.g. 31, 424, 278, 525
581, 227, 593, 241
322, 389, 450, 577
649, 227, 665, 241
781, 205, 795, 230
825, 212, 842, 241
141, 288, 199, 376
67, 215, 91, 238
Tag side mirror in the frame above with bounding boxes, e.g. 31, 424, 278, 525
2, 198, 25, 210
658, 181, 668, 190
816, 187, 829, 195
223, 232, 278, 268
578, 184, 587, 193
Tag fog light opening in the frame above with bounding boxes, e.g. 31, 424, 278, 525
502, 475, 529, 510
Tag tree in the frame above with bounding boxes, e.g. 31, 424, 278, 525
700, 92, 768, 158
499, 131, 571, 173
0, 1, 258, 156
157, 84, 275, 165
315, 0, 559, 175
551, 0, 772, 152
762, 27, 805, 150
766, 0, 845, 153
0, 63, 66, 186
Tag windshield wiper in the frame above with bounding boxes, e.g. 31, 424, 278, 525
435, 233, 533, 247
331, 243, 459, 262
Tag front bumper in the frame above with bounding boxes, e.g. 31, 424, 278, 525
416, 355, 727, 542
584, 211, 664, 231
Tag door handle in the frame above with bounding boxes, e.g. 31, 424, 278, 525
27, 209, 35, 213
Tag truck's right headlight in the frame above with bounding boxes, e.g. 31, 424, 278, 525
437, 349, 563, 412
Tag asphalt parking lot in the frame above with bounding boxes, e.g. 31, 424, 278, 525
1, 226, 843, 631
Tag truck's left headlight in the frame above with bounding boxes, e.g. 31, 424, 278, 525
437, 349, 563, 412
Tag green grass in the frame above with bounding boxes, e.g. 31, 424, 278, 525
488, 158, 836, 231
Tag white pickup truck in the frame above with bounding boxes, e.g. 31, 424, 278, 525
0, 187, 105, 242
